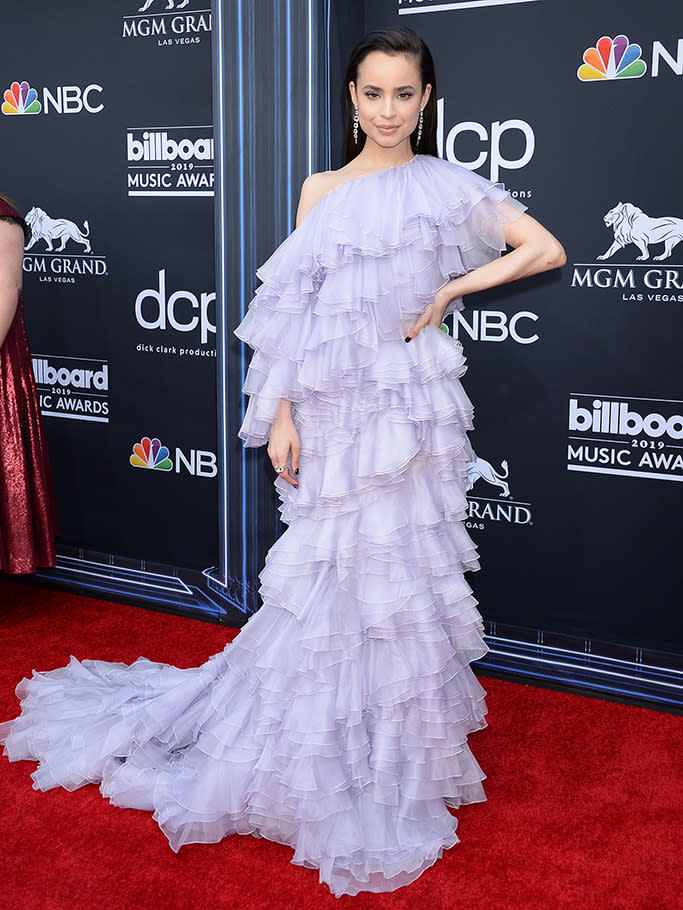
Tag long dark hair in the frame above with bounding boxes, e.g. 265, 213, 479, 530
343, 27, 438, 164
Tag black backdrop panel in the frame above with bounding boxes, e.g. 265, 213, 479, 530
2, 2, 217, 571
363, 0, 683, 652
2, 0, 681, 660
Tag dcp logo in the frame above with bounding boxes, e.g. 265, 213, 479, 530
437, 98, 535, 182
135, 270, 216, 344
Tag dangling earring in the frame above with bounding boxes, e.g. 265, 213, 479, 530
353, 107, 360, 145
416, 108, 424, 145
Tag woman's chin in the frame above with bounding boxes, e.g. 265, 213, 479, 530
367, 129, 409, 149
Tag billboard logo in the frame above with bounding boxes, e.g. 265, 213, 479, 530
567, 394, 683, 482
2, 81, 41, 115
33, 355, 109, 422
578, 35, 647, 81
127, 127, 214, 196
127, 131, 213, 162
130, 436, 217, 477
130, 437, 173, 471
465, 455, 533, 529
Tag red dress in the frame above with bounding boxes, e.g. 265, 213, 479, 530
0, 199, 57, 573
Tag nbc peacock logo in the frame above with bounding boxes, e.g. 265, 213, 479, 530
130, 436, 173, 471
2, 81, 42, 115
577, 35, 647, 81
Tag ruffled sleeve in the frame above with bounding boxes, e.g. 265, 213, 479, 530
404, 159, 527, 316
233, 213, 326, 446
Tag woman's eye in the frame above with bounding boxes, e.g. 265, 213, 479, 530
365, 92, 379, 99
399, 93, 414, 100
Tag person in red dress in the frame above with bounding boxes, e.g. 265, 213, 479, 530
0, 194, 57, 573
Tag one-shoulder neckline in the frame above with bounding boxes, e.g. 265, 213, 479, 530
301, 155, 421, 225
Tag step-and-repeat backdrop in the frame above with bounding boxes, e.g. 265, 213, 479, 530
363, 0, 683, 654
2, 3, 225, 617
2, 0, 681, 663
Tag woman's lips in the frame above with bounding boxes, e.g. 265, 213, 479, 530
377, 125, 399, 134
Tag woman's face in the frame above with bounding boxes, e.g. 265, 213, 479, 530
350, 51, 431, 153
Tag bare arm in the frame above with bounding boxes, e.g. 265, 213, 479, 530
406, 212, 566, 340
0, 220, 24, 347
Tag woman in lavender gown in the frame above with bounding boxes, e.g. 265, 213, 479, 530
0, 29, 564, 896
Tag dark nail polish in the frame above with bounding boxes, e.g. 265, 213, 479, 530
404, 336, 411, 343
294, 468, 299, 475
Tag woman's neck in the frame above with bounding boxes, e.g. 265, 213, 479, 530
351, 138, 414, 172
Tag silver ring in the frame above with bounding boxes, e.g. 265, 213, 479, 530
274, 465, 286, 473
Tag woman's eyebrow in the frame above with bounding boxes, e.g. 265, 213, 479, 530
361, 84, 417, 92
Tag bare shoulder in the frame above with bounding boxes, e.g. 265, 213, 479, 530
296, 162, 367, 226
296, 171, 338, 226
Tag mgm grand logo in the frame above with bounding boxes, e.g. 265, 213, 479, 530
122, 1, 211, 44
572, 202, 683, 302
465, 456, 533, 530
23, 207, 107, 283
567, 394, 683, 483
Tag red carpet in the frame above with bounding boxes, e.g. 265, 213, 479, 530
0, 578, 680, 910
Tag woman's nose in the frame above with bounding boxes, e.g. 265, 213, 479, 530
380, 97, 395, 119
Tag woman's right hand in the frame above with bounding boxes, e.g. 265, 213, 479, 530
267, 406, 300, 488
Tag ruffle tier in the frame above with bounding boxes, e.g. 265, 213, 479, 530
0, 540, 487, 896
235, 154, 526, 446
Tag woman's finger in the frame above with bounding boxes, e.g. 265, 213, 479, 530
278, 467, 298, 488
405, 301, 447, 341
405, 311, 429, 342
270, 449, 298, 486
290, 441, 301, 474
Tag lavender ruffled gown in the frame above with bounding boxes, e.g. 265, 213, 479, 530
0, 156, 525, 897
